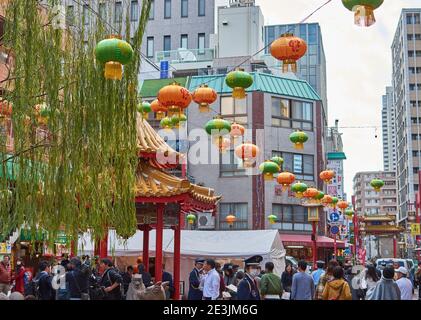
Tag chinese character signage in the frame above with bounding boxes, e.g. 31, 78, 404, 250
0, 242, 11, 254
411, 223, 421, 236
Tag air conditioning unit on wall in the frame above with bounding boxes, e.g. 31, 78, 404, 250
197, 212, 215, 230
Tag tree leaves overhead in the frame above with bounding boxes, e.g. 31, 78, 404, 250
0, 0, 151, 244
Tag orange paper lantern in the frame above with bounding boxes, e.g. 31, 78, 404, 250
192, 84, 217, 113
270, 33, 307, 73
234, 142, 260, 168
277, 172, 296, 190
320, 170, 335, 184
150, 99, 168, 120
158, 82, 192, 115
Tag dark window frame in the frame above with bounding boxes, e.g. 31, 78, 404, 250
181, 0, 188, 18
164, 0, 171, 19
271, 96, 314, 131
272, 150, 314, 181
219, 203, 248, 230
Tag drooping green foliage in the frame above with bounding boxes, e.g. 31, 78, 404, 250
0, 0, 152, 247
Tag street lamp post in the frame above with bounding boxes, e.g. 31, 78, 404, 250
303, 201, 322, 270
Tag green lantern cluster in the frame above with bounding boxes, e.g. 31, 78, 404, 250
95, 38, 134, 80
171, 114, 187, 128
331, 197, 339, 207
345, 208, 354, 219
291, 182, 308, 199
289, 131, 309, 150
370, 178, 385, 192
160, 117, 173, 130
225, 69, 253, 99
205, 117, 232, 136
259, 161, 280, 181
137, 102, 152, 117
342, 0, 384, 27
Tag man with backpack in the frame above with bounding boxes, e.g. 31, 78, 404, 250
99, 258, 123, 300
67, 257, 90, 300
34, 261, 55, 300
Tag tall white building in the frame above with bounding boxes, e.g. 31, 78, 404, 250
391, 9, 421, 223
382, 86, 396, 172
216, 0, 264, 59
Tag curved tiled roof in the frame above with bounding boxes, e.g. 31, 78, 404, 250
136, 115, 180, 157
135, 160, 221, 205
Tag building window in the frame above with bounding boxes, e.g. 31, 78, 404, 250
198, 0, 205, 16
66, 5, 74, 25
115, 2, 122, 23
181, 0, 188, 18
163, 35, 171, 53
219, 203, 248, 230
147, 37, 154, 58
220, 96, 247, 125
272, 204, 312, 232
99, 3, 106, 20
220, 149, 246, 177
149, 0, 155, 20
164, 0, 171, 19
180, 34, 188, 49
83, 4, 89, 25
198, 33, 205, 54
130, 1, 139, 21
273, 151, 314, 181
271, 97, 313, 130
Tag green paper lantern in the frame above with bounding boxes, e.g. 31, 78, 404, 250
205, 118, 232, 136
291, 182, 308, 198
370, 178, 385, 192
270, 156, 284, 168
259, 161, 280, 181
342, 0, 384, 27
137, 102, 152, 115
225, 69, 253, 99
289, 131, 309, 150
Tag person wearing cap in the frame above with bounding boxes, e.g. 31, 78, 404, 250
311, 261, 325, 288
223, 263, 236, 287
188, 258, 205, 300
395, 267, 413, 300
237, 255, 262, 300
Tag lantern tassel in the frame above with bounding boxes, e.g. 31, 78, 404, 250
199, 103, 210, 113
353, 5, 376, 27
264, 173, 274, 181
294, 142, 304, 150
232, 87, 246, 99
104, 62, 123, 80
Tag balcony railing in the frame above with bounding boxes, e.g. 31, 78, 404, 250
155, 48, 214, 64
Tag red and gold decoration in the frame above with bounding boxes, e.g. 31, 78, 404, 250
151, 99, 167, 120
277, 172, 296, 191
303, 187, 319, 199
157, 82, 192, 116
321, 194, 334, 207
225, 68, 253, 99
192, 84, 218, 113
270, 33, 307, 73
234, 142, 260, 168
289, 130, 308, 150
342, 0, 384, 27
291, 182, 308, 199
259, 160, 281, 181
370, 178, 385, 192
320, 170, 335, 184
337, 200, 349, 211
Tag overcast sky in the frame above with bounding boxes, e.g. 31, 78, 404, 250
216, 0, 420, 197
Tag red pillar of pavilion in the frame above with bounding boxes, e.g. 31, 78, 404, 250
155, 203, 164, 282
94, 232, 108, 259
173, 210, 181, 300
142, 225, 150, 273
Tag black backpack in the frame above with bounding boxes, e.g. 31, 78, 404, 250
26, 274, 47, 299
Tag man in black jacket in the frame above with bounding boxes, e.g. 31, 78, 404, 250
138, 263, 152, 288
67, 257, 90, 300
99, 258, 123, 300
37, 261, 55, 300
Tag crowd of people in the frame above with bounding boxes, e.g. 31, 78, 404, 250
0, 254, 175, 300
1, 253, 420, 300
187, 256, 421, 300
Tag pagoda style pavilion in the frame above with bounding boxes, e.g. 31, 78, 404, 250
359, 213, 404, 258
96, 116, 221, 300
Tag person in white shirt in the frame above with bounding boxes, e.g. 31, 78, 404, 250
395, 267, 413, 300
202, 259, 220, 300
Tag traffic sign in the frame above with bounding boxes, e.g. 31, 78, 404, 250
330, 226, 340, 235
411, 223, 421, 236
330, 212, 340, 222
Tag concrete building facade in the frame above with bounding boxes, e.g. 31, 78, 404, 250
382, 86, 397, 172
391, 9, 421, 223
353, 171, 399, 259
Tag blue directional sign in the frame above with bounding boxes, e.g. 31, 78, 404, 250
330, 212, 340, 223
330, 226, 340, 235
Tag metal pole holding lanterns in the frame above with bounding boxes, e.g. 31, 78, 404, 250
304, 201, 322, 270
334, 234, 337, 259
417, 172, 421, 262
